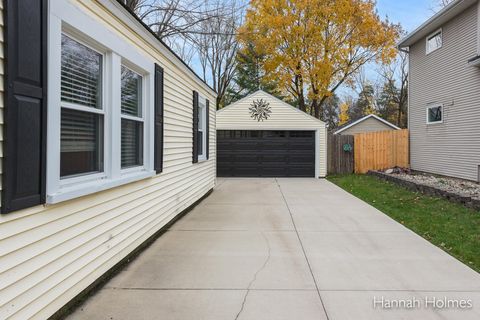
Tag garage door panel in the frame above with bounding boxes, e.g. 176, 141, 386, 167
289, 155, 315, 163
258, 168, 288, 177
287, 167, 315, 177
261, 155, 289, 163
217, 130, 316, 177
262, 142, 289, 150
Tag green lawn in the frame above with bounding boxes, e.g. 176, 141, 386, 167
327, 174, 480, 273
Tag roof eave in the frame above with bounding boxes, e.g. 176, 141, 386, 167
334, 114, 400, 135
111, 0, 217, 95
398, 0, 476, 48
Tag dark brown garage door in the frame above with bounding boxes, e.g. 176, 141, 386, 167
217, 130, 315, 177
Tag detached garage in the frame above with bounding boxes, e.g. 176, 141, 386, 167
216, 90, 327, 178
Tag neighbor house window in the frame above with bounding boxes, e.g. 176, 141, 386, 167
197, 97, 207, 160
121, 66, 144, 168
427, 104, 443, 124
60, 34, 104, 178
426, 29, 442, 54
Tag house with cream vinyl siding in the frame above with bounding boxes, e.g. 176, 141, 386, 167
0, 0, 216, 319
216, 90, 327, 178
334, 114, 400, 135
399, 0, 480, 181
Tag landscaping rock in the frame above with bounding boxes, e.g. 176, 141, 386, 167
368, 170, 480, 211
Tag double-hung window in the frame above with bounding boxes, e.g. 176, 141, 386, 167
197, 97, 207, 160
47, 23, 155, 204
60, 34, 104, 178
121, 66, 144, 169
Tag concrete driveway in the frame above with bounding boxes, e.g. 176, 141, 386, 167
69, 178, 480, 320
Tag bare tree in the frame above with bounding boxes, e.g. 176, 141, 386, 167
125, 0, 215, 39
123, 0, 245, 107
192, 1, 244, 108
377, 50, 408, 127
431, 0, 455, 12
123, 0, 223, 62
437, 0, 454, 7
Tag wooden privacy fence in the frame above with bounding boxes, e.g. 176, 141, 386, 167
354, 129, 409, 174
328, 134, 354, 174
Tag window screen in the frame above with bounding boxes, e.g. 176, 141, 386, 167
121, 66, 142, 117
121, 65, 144, 168
61, 34, 102, 108
197, 99, 206, 158
60, 34, 104, 178
61, 109, 103, 177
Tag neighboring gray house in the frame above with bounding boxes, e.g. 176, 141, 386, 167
334, 114, 400, 135
399, 0, 480, 182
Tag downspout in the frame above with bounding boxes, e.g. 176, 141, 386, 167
477, 0, 480, 55
398, 46, 410, 167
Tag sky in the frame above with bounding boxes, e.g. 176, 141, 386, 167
187, 0, 438, 97
336, 0, 436, 97
376, 0, 434, 33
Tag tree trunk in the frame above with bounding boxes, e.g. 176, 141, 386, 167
397, 105, 402, 127
312, 99, 321, 119
298, 94, 306, 112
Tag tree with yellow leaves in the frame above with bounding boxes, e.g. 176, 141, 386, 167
238, 0, 400, 120
338, 102, 350, 126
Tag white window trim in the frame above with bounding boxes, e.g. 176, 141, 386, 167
426, 28, 442, 55
426, 104, 444, 124
197, 95, 208, 162
47, 2, 156, 204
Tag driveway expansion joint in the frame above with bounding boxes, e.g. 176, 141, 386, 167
275, 178, 331, 320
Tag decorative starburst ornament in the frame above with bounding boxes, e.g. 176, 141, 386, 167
249, 99, 271, 121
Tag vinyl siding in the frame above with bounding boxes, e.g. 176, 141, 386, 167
0, 1, 216, 319
217, 90, 327, 177
409, 4, 480, 181
337, 117, 396, 135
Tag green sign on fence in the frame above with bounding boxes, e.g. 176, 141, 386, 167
343, 143, 353, 152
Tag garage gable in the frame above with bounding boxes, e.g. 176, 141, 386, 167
217, 90, 325, 130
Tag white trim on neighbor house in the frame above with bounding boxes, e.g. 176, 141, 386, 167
426, 28, 443, 54
47, 0, 156, 204
334, 114, 400, 135
426, 103, 444, 124
398, 0, 476, 48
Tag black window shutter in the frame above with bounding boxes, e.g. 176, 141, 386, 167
192, 91, 199, 163
2, 0, 48, 213
206, 99, 209, 160
154, 64, 164, 173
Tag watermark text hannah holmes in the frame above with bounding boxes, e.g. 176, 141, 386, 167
373, 296, 473, 310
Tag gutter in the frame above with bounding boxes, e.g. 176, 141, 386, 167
114, 0, 217, 94
397, 0, 473, 48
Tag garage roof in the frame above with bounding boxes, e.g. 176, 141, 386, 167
334, 114, 400, 135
